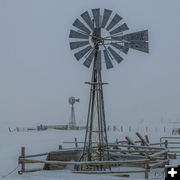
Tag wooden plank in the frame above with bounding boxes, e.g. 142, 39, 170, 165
112, 144, 165, 150
125, 136, 135, 145
107, 149, 161, 153
19, 168, 43, 173
72, 170, 148, 174
149, 142, 165, 146
110, 152, 145, 159
149, 150, 168, 159
19, 158, 149, 166
145, 135, 150, 144
136, 132, 149, 146
149, 160, 169, 168
21, 152, 49, 158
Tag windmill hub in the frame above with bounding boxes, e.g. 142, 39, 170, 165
91, 35, 103, 45
91, 28, 103, 44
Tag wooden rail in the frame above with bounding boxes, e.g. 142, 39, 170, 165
109, 144, 165, 150
149, 150, 169, 159
19, 158, 150, 166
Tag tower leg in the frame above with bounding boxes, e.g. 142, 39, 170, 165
80, 66, 109, 166
69, 104, 76, 129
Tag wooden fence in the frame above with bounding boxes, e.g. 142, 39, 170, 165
18, 146, 150, 179
18, 133, 176, 179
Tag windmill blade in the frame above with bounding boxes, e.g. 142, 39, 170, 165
95, 50, 101, 70
123, 30, 148, 41
69, 30, 89, 39
124, 41, 149, 53
74, 45, 92, 60
110, 42, 129, 54
103, 50, 113, 69
73, 19, 91, 34
92, 8, 100, 28
83, 49, 96, 68
101, 9, 112, 28
110, 23, 129, 35
111, 36, 123, 41
70, 41, 90, 50
81, 11, 94, 31
108, 47, 123, 63
106, 14, 122, 31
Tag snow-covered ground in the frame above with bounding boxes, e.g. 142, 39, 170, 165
0, 124, 179, 180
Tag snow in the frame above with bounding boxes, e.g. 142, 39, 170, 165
0, 129, 120, 180
2, 170, 121, 180
0, 124, 179, 180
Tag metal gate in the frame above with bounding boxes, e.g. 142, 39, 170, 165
160, 136, 180, 156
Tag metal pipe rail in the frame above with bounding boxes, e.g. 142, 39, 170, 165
160, 136, 180, 156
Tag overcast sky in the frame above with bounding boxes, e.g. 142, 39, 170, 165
0, 0, 180, 126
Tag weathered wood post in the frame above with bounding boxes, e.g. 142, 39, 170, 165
18, 146, 25, 174
59, 145, 62, 150
121, 126, 123, 132
164, 140, 169, 165
75, 138, 78, 149
145, 135, 149, 144
164, 126, 166, 133
136, 132, 149, 146
145, 151, 149, 179
165, 140, 168, 148
114, 138, 118, 149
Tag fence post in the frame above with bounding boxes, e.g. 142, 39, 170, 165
146, 127, 148, 133
121, 126, 123, 132
75, 138, 78, 149
164, 140, 169, 165
114, 138, 118, 149
18, 146, 25, 174
145, 151, 149, 179
145, 135, 149, 144
165, 140, 168, 148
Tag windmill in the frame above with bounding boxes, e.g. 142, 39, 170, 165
69, 8, 149, 163
68, 96, 80, 129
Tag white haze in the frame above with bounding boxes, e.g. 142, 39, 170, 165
0, 0, 180, 127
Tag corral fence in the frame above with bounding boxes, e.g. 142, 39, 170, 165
18, 145, 151, 179
18, 139, 171, 178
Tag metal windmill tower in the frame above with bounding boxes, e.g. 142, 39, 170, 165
68, 96, 80, 129
69, 8, 149, 162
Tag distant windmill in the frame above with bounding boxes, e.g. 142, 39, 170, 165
68, 96, 80, 129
